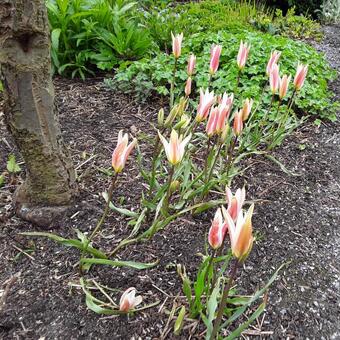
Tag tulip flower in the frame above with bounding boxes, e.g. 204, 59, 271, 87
237, 41, 250, 70
119, 287, 143, 313
269, 63, 280, 94
171, 32, 183, 59
196, 88, 215, 122
233, 110, 243, 136
223, 204, 255, 262
208, 208, 227, 249
215, 93, 234, 134
185, 77, 192, 97
209, 44, 222, 75
187, 54, 196, 76
279, 74, 291, 100
112, 130, 137, 173
293, 63, 308, 91
266, 50, 281, 76
158, 129, 191, 165
226, 186, 246, 222
206, 106, 219, 137
241, 98, 253, 121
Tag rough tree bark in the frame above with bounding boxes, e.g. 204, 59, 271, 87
0, 0, 77, 227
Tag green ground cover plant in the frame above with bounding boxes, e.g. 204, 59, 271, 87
111, 30, 338, 121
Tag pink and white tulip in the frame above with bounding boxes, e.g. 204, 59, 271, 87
196, 88, 215, 122
185, 77, 192, 97
206, 106, 219, 137
187, 54, 196, 76
293, 63, 308, 91
237, 41, 250, 70
269, 63, 280, 94
233, 110, 244, 136
215, 93, 234, 133
226, 186, 246, 222
112, 130, 137, 173
119, 287, 143, 313
266, 50, 281, 76
241, 98, 253, 121
171, 32, 183, 59
208, 208, 227, 249
209, 44, 222, 75
223, 204, 254, 262
279, 74, 291, 100
158, 129, 191, 165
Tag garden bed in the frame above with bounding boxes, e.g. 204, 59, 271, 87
0, 26, 339, 339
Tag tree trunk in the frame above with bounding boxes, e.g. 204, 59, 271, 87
0, 0, 77, 227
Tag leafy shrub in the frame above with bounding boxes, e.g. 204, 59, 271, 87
252, 7, 323, 40
47, 0, 152, 78
111, 30, 338, 121
137, 0, 273, 53
319, 0, 340, 22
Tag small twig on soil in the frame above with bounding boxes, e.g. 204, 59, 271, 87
75, 154, 97, 170
11, 244, 35, 260
0, 274, 19, 311
152, 284, 170, 297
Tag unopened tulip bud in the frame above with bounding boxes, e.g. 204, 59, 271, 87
266, 50, 281, 76
112, 130, 137, 173
174, 114, 191, 130
233, 110, 243, 136
225, 186, 246, 222
187, 54, 196, 76
279, 74, 291, 100
177, 97, 187, 117
237, 41, 250, 70
269, 63, 280, 94
220, 124, 230, 143
164, 105, 179, 127
208, 208, 227, 249
206, 107, 219, 137
241, 98, 253, 121
170, 180, 180, 193
185, 77, 192, 97
158, 108, 164, 127
119, 287, 142, 313
171, 32, 183, 59
294, 63, 308, 91
210, 44, 222, 75
196, 88, 215, 122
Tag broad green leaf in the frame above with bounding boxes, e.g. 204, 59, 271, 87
7, 154, 21, 173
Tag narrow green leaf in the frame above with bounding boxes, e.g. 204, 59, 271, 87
20, 232, 107, 259
224, 301, 266, 339
174, 306, 186, 336
102, 192, 138, 217
80, 257, 159, 270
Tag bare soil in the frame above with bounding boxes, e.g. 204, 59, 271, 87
0, 26, 339, 339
